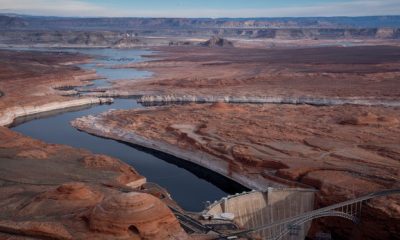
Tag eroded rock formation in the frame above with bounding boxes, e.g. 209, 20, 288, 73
0, 127, 188, 239
90, 192, 187, 239
200, 36, 234, 47
72, 103, 400, 239
0, 48, 188, 239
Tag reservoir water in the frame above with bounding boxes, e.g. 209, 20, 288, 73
11, 48, 248, 211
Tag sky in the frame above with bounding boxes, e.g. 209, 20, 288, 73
0, 0, 400, 18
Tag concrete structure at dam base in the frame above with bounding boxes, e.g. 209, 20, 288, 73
202, 188, 316, 240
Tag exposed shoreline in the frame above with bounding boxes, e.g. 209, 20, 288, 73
82, 91, 400, 107
71, 111, 313, 191
138, 95, 400, 107
0, 97, 113, 127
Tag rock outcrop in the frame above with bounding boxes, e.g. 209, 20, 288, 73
90, 192, 187, 239
200, 36, 234, 47
0, 127, 187, 239
0, 46, 189, 240
71, 103, 400, 240
138, 95, 400, 107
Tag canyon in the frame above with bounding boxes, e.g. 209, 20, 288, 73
0, 126, 188, 240
71, 44, 400, 239
72, 103, 400, 239
0, 13, 400, 240
0, 49, 193, 240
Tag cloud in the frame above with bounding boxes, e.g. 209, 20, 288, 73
0, 0, 399, 17
0, 0, 112, 16
252, 0, 400, 18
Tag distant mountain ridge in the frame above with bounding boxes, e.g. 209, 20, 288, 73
1, 14, 399, 47
1, 14, 400, 30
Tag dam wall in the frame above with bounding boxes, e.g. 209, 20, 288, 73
203, 188, 315, 240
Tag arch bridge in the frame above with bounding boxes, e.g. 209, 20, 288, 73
216, 189, 400, 240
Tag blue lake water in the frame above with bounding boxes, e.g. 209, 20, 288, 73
11, 48, 248, 211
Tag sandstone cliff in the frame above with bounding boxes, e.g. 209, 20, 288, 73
0, 127, 188, 239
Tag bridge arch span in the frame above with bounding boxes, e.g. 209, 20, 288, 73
218, 188, 400, 240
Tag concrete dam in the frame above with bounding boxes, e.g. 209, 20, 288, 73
202, 188, 316, 240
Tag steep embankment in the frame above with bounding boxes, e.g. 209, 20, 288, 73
138, 95, 400, 107
71, 111, 287, 190
0, 97, 113, 126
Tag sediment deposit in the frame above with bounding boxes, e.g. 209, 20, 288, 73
72, 103, 400, 239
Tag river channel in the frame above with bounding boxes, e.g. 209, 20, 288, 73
11, 48, 248, 211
